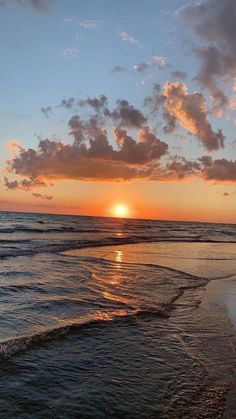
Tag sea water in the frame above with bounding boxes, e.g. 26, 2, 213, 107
0, 211, 235, 418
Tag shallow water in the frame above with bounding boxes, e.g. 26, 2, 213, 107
0, 212, 235, 418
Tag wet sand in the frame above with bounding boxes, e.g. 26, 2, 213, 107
204, 275, 236, 329
203, 276, 236, 418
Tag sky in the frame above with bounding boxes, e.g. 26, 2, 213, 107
0, 0, 236, 222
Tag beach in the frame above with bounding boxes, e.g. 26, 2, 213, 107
0, 212, 235, 418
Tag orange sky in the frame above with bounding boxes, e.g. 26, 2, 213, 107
1, 178, 235, 223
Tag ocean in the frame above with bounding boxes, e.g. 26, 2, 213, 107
0, 211, 236, 418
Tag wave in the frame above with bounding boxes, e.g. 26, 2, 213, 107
0, 226, 103, 234
1, 233, 236, 261
0, 305, 171, 359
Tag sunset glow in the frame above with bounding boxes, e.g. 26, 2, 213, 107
113, 205, 129, 218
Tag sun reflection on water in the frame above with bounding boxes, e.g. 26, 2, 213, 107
115, 250, 123, 263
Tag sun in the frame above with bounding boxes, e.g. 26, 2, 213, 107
113, 204, 129, 218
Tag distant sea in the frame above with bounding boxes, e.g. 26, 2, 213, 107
0, 211, 236, 418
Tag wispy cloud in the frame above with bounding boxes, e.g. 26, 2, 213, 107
119, 31, 140, 45
62, 48, 79, 58
151, 54, 166, 69
33, 193, 53, 200
132, 54, 166, 76
80, 20, 102, 30
63, 16, 77, 24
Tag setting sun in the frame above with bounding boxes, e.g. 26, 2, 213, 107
113, 204, 129, 218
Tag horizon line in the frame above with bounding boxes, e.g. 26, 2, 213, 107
0, 208, 235, 226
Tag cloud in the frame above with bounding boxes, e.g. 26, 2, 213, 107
158, 155, 236, 183
32, 193, 53, 200
165, 156, 201, 179
200, 156, 236, 181
0, 0, 55, 13
119, 31, 139, 45
107, 100, 147, 128
24, 0, 53, 12
163, 81, 225, 151
63, 16, 77, 24
151, 55, 166, 69
41, 106, 52, 118
113, 127, 168, 164
5, 139, 24, 155
79, 20, 102, 30
4, 176, 48, 190
171, 70, 187, 80
79, 95, 108, 113
180, 0, 236, 113
6, 115, 168, 183
43, 94, 147, 130
62, 48, 79, 58
76, 96, 148, 129
111, 65, 127, 74
133, 55, 166, 75
144, 83, 177, 133
59, 97, 76, 110
133, 63, 149, 73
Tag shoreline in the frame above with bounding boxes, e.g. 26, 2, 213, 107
201, 276, 236, 418
203, 275, 236, 330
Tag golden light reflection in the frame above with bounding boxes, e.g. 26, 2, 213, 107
102, 290, 128, 305
115, 250, 123, 263
116, 232, 124, 237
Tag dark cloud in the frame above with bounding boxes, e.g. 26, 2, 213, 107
144, 84, 177, 133
25, 0, 53, 12
113, 127, 168, 164
180, 0, 236, 113
200, 157, 236, 181
77, 96, 148, 129
1, 0, 55, 12
60, 98, 76, 110
107, 99, 148, 128
144, 84, 165, 113
163, 81, 225, 151
79, 95, 108, 112
4, 176, 48, 190
163, 112, 177, 134
133, 63, 149, 73
111, 66, 127, 74
7, 115, 168, 183
170, 70, 187, 80
41, 106, 52, 118
32, 193, 53, 200
165, 156, 200, 179
160, 155, 236, 182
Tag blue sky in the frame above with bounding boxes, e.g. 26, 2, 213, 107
0, 0, 192, 144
